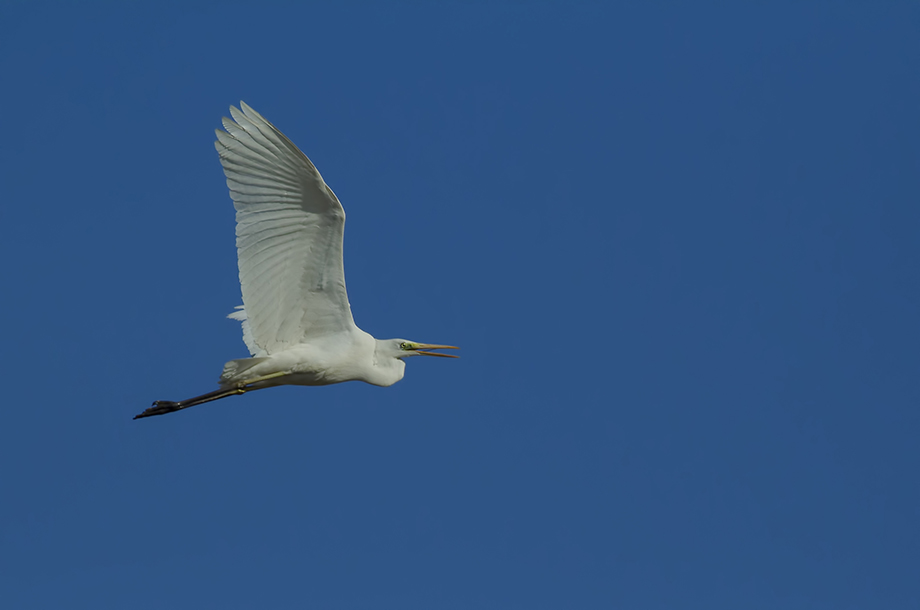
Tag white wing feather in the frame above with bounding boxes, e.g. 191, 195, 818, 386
215, 102, 355, 356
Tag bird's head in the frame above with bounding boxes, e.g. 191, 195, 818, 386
391, 339, 460, 359
369, 338, 458, 386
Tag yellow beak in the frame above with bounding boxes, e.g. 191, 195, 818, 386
412, 343, 460, 358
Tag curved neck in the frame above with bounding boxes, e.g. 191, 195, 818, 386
362, 340, 406, 387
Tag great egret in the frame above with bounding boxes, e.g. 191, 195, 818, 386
135, 102, 457, 420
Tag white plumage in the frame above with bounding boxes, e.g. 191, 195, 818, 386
136, 102, 457, 420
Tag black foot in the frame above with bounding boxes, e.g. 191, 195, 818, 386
134, 400, 182, 420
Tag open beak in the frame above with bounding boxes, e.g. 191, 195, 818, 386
413, 343, 460, 358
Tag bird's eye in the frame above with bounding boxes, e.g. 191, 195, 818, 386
399, 342, 410, 350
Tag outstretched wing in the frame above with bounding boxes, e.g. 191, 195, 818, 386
215, 102, 355, 356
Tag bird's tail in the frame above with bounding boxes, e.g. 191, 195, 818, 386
219, 357, 269, 387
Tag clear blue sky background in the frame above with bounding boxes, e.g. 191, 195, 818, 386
1, 2, 918, 608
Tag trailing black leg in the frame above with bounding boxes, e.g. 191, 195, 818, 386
134, 386, 245, 419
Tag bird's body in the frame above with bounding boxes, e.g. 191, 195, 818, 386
218, 329, 404, 389
136, 102, 456, 419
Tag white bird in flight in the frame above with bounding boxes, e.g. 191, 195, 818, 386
135, 102, 457, 419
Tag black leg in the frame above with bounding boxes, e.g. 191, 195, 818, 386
134, 386, 246, 419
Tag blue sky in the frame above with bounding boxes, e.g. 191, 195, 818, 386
1, 2, 918, 608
